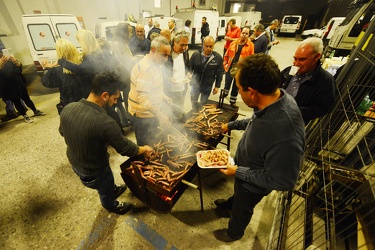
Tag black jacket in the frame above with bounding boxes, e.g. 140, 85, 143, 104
280, 63, 336, 124
41, 66, 84, 108
190, 50, 223, 92
201, 23, 210, 39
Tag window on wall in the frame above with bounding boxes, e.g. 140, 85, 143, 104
200, 0, 206, 6
233, 3, 242, 13
154, 0, 162, 8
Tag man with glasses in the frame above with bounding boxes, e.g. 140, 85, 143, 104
280, 37, 336, 124
128, 36, 172, 146
163, 30, 190, 109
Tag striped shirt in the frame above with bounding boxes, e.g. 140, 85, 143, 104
128, 55, 165, 118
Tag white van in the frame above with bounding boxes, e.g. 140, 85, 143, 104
228, 11, 261, 29
22, 14, 82, 75
327, 0, 374, 56
217, 16, 242, 41
137, 16, 184, 31
278, 15, 302, 36
173, 8, 219, 45
95, 20, 136, 43
321, 17, 345, 42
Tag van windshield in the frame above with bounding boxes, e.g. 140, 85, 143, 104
284, 17, 300, 24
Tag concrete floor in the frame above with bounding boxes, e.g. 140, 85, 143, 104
0, 36, 300, 249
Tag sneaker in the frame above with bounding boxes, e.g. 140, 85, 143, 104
34, 110, 46, 116
114, 184, 127, 199
24, 115, 34, 123
1, 113, 19, 122
107, 201, 133, 215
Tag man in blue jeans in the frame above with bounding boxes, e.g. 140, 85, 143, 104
60, 71, 153, 215
214, 54, 305, 242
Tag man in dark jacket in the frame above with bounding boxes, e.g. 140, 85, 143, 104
200, 17, 210, 44
60, 71, 153, 215
251, 24, 268, 53
189, 36, 223, 110
214, 54, 305, 242
280, 37, 336, 124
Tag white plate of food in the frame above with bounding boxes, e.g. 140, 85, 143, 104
196, 149, 234, 169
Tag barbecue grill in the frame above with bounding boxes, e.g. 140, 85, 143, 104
120, 100, 239, 213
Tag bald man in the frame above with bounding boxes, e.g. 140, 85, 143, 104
129, 24, 151, 55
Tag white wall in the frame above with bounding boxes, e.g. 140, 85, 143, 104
0, 0, 223, 66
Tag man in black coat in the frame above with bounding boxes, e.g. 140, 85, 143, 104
280, 37, 336, 124
189, 36, 223, 110
200, 17, 210, 44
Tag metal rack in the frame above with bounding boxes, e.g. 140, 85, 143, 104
268, 18, 375, 250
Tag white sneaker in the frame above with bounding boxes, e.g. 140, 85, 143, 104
24, 115, 34, 123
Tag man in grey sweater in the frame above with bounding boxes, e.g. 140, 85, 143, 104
60, 71, 153, 215
214, 54, 305, 242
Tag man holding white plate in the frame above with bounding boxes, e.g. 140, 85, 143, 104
213, 54, 305, 242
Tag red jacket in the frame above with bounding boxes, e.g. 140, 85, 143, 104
223, 39, 254, 72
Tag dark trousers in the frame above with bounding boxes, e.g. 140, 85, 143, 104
224, 71, 238, 104
73, 166, 117, 210
130, 114, 159, 146
227, 178, 266, 238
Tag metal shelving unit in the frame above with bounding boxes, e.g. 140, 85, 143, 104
268, 18, 375, 250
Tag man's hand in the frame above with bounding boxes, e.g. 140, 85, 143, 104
219, 163, 237, 176
221, 123, 229, 133
212, 87, 219, 95
156, 111, 171, 128
0, 55, 9, 69
138, 145, 154, 155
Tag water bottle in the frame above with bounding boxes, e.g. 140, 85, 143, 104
329, 50, 336, 59
357, 94, 372, 116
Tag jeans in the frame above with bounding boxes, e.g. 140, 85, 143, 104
190, 83, 210, 110
224, 71, 238, 104
73, 166, 117, 209
227, 178, 266, 238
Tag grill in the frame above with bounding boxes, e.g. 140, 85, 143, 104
120, 100, 239, 213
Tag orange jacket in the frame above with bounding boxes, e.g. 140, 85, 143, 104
223, 39, 254, 72
224, 26, 241, 49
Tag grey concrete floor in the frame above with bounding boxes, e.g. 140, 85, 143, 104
0, 36, 301, 249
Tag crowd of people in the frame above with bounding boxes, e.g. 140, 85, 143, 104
0, 16, 337, 243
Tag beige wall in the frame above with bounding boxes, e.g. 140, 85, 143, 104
0, 0, 222, 66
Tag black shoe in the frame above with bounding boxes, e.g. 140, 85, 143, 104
1, 113, 19, 122
214, 199, 232, 210
107, 201, 133, 215
214, 229, 242, 242
114, 184, 127, 199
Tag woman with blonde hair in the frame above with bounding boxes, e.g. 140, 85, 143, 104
58, 29, 115, 98
41, 38, 83, 114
